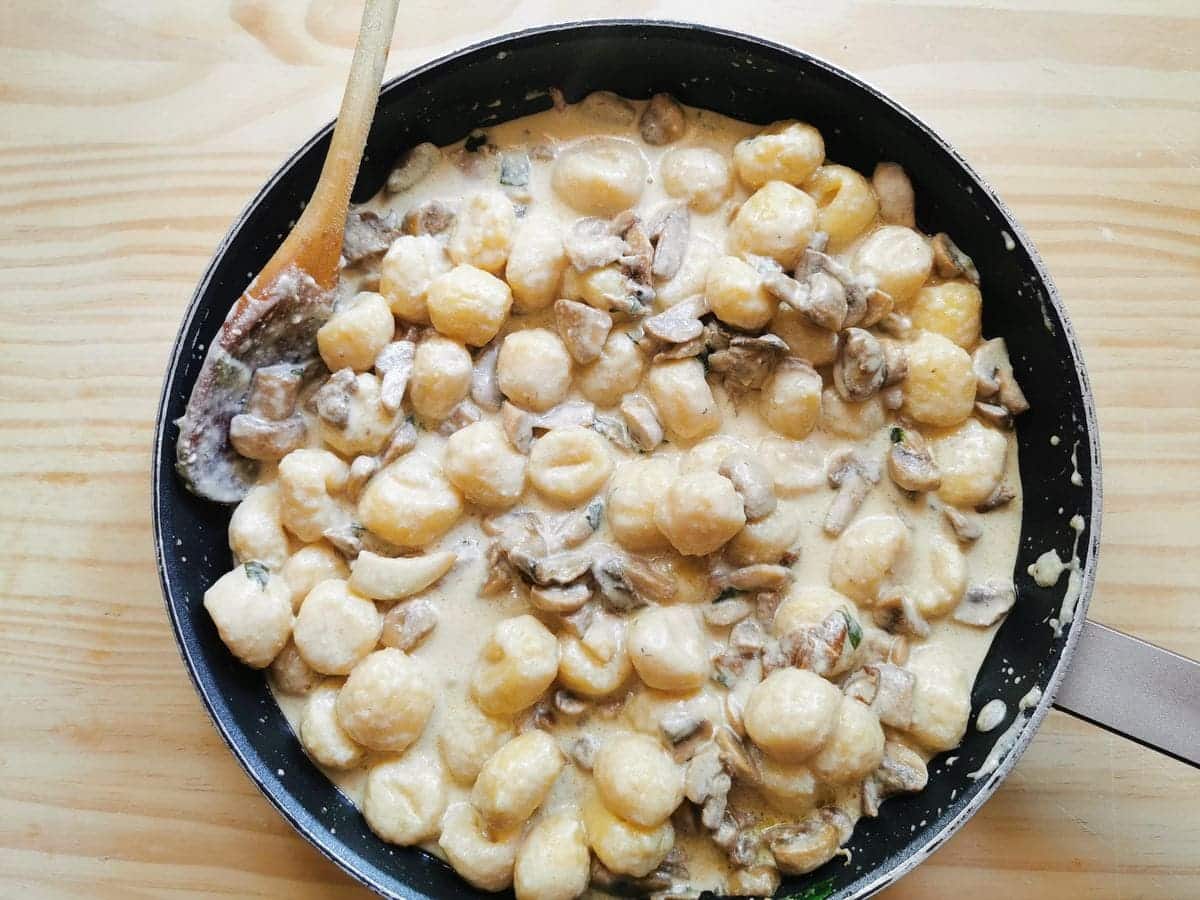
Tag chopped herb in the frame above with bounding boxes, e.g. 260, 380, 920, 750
779, 876, 837, 900
499, 152, 531, 187
585, 500, 604, 530
841, 608, 863, 649
715, 587, 744, 603
890, 426, 905, 444
464, 131, 488, 152
243, 560, 270, 588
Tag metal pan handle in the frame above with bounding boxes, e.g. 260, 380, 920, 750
1053, 619, 1200, 768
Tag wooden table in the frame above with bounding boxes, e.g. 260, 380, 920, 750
2, 2, 1197, 897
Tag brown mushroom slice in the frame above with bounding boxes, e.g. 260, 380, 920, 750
879, 339, 909, 387
313, 367, 358, 427
824, 449, 882, 536
877, 311, 913, 339
662, 712, 715, 763
469, 340, 503, 412
619, 393, 664, 451
569, 734, 601, 771
703, 596, 755, 627
620, 220, 655, 287
401, 199, 455, 236
862, 741, 929, 817
380, 599, 438, 651
342, 207, 402, 267
846, 662, 915, 728
531, 550, 595, 586
640, 93, 687, 145
708, 334, 789, 394
974, 400, 1012, 430
718, 452, 778, 521
648, 203, 691, 280
386, 142, 440, 194
591, 413, 637, 452
941, 504, 982, 544
834, 328, 887, 402
765, 817, 840, 875
972, 337, 1030, 415
953, 579, 1016, 626
345, 455, 380, 501
176, 265, 333, 503
685, 745, 727, 805
228, 413, 306, 461
975, 482, 1016, 513
533, 400, 596, 432
552, 502, 603, 549
555, 299, 613, 365
887, 426, 942, 493
730, 618, 768, 656
552, 689, 588, 719
644, 294, 710, 343
874, 591, 931, 638
373, 340, 416, 413
247, 363, 304, 420
872, 162, 916, 228
530, 581, 593, 614
716, 565, 793, 594
714, 727, 760, 786
564, 216, 627, 271
500, 401, 535, 453
779, 611, 850, 677
931, 232, 981, 285
380, 417, 418, 465
591, 551, 675, 611
437, 400, 482, 436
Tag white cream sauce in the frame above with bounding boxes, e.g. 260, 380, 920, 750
258, 96, 1027, 894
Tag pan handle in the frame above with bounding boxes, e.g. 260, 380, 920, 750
1053, 619, 1200, 768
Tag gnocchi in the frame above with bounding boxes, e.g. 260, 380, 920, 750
447, 191, 517, 274
903, 331, 976, 427
513, 814, 590, 900
593, 731, 685, 827
380, 233, 450, 324
426, 265, 513, 347
653, 471, 745, 557
336, 648, 434, 752
357, 452, 464, 547
645, 359, 721, 441
733, 119, 825, 188
471, 615, 559, 716
705, 255, 776, 330
729, 180, 817, 267
552, 137, 648, 215
299, 680, 364, 769
228, 482, 289, 569
744, 668, 843, 763
362, 753, 447, 845
660, 146, 732, 212
202, 564, 293, 669
472, 730, 564, 831
317, 291, 395, 372
444, 420, 527, 508
496, 329, 573, 412
292, 579, 382, 675
628, 605, 709, 691
505, 216, 567, 313
527, 426, 613, 506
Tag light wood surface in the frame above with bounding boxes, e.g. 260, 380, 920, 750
2, 2, 1198, 897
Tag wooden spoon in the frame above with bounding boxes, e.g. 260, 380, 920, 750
175, 0, 401, 502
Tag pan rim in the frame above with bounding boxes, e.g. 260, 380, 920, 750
151, 18, 1104, 900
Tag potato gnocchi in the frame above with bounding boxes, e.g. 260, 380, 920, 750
198, 91, 1027, 897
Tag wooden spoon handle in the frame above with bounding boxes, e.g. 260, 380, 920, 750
256, 0, 401, 292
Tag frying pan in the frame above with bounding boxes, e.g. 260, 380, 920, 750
151, 20, 1200, 899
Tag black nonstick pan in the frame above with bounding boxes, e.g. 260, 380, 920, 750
151, 20, 1200, 899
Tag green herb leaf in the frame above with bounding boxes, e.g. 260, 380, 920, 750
890, 426, 905, 444
464, 131, 488, 152
841, 608, 862, 649
243, 560, 270, 588
779, 876, 837, 900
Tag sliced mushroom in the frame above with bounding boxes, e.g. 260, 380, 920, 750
560, 602, 597, 638
518, 699, 555, 733
570, 734, 601, 771
401, 199, 455, 236
857, 628, 910, 667
972, 337, 1030, 415
727, 865, 781, 898
714, 565, 793, 594
342, 208, 402, 266
436, 399, 482, 436
872, 162, 916, 228
730, 618, 768, 656
644, 294, 710, 344
714, 727, 760, 786
552, 689, 587, 718
824, 449, 882, 536
387, 142, 440, 194
564, 216, 627, 271
321, 522, 365, 559
862, 741, 928, 817
345, 455, 379, 501
591, 413, 637, 451
312, 367, 357, 427
802, 249, 884, 329
500, 401, 535, 453
975, 482, 1016, 513
640, 93, 687, 145
765, 816, 840, 875
973, 400, 1012, 430
931, 232, 980, 285
877, 311, 913, 339
880, 339, 909, 387
649, 203, 690, 280
589, 856, 684, 896
555, 299, 613, 365
619, 393, 664, 451
247, 364, 304, 420
481, 543, 515, 596
874, 591, 931, 638
532, 400, 596, 432
708, 334, 789, 393
703, 596, 755, 627
779, 611, 850, 677
936, 507, 979, 547
880, 385, 904, 411
953, 579, 1016, 626
529, 581, 593, 614
380, 417, 418, 465
834, 328, 887, 402
592, 552, 676, 611
718, 452, 777, 521
887, 426, 942, 493
380, 599, 438, 651
469, 341, 503, 412
374, 340, 416, 413
845, 663, 915, 728
530, 550, 594, 586
553, 502, 603, 549
620, 220, 655, 287
228, 413, 306, 460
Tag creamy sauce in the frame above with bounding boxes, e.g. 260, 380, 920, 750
1044, 514, 1086, 637
975, 699, 1007, 733
967, 685, 1041, 781
227, 96, 1028, 894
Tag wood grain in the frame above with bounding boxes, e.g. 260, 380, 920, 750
1, 1, 1198, 897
